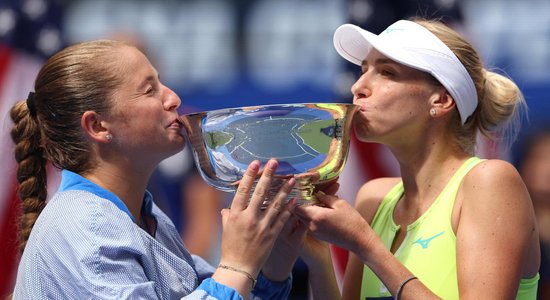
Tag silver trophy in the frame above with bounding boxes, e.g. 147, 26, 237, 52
180, 103, 358, 205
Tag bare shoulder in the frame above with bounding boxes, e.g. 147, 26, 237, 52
459, 158, 533, 224
465, 158, 522, 182
462, 159, 527, 200
355, 177, 401, 224
457, 159, 540, 286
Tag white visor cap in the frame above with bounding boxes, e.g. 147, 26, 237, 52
334, 20, 478, 124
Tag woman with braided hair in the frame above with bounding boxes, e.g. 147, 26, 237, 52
10, 40, 303, 299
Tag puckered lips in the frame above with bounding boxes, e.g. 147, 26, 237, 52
167, 118, 183, 130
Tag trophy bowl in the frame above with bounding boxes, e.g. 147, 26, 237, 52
180, 103, 359, 205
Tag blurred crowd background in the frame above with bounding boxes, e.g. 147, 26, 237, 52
1, 0, 549, 299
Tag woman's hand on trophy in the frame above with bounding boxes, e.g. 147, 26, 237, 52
215, 159, 296, 286
292, 192, 373, 255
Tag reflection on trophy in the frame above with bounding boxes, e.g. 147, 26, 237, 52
180, 103, 358, 205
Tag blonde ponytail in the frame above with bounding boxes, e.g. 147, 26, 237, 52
416, 19, 527, 154
477, 69, 527, 144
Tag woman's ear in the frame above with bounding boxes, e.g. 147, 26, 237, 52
429, 89, 456, 118
81, 111, 111, 143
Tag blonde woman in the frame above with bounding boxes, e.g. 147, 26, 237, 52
295, 19, 540, 299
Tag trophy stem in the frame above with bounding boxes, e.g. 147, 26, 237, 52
250, 177, 318, 206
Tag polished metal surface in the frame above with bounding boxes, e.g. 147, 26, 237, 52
180, 103, 358, 204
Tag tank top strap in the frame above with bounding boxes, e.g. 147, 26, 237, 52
437, 157, 485, 217
373, 157, 484, 227
443, 157, 484, 191
440, 156, 484, 197
369, 181, 404, 228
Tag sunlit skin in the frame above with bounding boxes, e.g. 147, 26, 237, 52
81, 46, 186, 222
104, 46, 186, 170
352, 49, 444, 148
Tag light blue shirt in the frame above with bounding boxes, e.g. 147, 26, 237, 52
14, 170, 291, 299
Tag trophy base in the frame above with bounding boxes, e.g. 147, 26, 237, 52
247, 176, 319, 206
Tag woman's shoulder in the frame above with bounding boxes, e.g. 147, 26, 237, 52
28, 191, 151, 267
462, 158, 525, 196
467, 158, 521, 178
24, 190, 139, 260
355, 177, 402, 223
460, 158, 531, 217
457, 159, 540, 280
44, 189, 138, 235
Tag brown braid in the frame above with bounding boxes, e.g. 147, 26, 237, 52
10, 101, 48, 253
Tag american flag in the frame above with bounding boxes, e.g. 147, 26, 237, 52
0, 0, 65, 296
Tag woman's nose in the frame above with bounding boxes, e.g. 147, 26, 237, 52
163, 86, 181, 111
351, 76, 371, 98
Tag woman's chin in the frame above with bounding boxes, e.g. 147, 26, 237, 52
161, 139, 186, 158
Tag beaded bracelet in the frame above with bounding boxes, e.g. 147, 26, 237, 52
395, 275, 417, 300
217, 264, 257, 289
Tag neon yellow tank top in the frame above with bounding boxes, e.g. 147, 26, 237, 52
360, 157, 539, 299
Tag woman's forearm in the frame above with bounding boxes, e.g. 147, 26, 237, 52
307, 256, 341, 300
